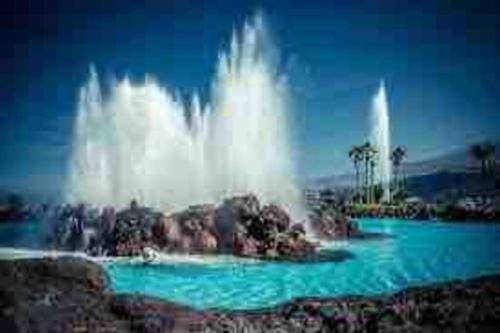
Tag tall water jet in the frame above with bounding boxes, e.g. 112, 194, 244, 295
371, 80, 391, 202
65, 15, 305, 219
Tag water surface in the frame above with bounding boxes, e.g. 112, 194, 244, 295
0, 220, 45, 249
105, 219, 500, 309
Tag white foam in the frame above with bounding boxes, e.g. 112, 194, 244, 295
0, 247, 258, 266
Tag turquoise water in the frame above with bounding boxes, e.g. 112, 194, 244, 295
106, 219, 500, 309
2, 219, 500, 310
0, 220, 45, 249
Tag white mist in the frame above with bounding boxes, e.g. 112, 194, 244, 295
371, 80, 391, 202
65, 16, 305, 219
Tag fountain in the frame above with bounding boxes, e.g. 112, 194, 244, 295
370, 80, 391, 202
65, 15, 305, 219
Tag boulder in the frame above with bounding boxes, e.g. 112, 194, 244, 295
221, 194, 261, 220
261, 204, 290, 233
309, 208, 360, 240
0, 257, 128, 333
276, 235, 316, 259
193, 230, 218, 252
109, 294, 206, 333
214, 195, 317, 260
155, 205, 218, 253
233, 233, 261, 257
290, 223, 306, 239
214, 194, 261, 251
112, 202, 163, 256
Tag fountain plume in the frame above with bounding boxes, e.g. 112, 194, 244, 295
65, 15, 305, 219
371, 80, 391, 202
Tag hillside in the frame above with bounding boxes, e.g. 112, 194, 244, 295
309, 141, 499, 200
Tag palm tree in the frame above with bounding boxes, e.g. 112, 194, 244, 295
360, 141, 378, 204
369, 158, 376, 203
484, 143, 496, 176
349, 145, 363, 203
470, 142, 496, 177
390, 146, 407, 198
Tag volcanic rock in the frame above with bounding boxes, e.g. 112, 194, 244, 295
50, 195, 322, 261
0, 257, 127, 333
309, 207, 361, 240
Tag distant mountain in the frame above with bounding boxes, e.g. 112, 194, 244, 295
308, 173, 355, 189
308, 141, 499, 199
403, 144, 498, 177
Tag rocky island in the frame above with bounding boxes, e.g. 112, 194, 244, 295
49, 195, 364, 262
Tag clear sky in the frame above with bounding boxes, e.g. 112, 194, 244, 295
1, 0, 499, 198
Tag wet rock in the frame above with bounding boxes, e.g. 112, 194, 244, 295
261, 204, 291, 233
221, 194, 261, 221
193, 229, 218, 252
109, 294, 206, 333
49, 195, 357, 261
290, 223, 306, 238
160, 216, 183, 250
0, 258, 207, 332
214, 195, 261, 251
0, 258, 128, 333
276, 235, 316, 260
214, 195, 318, 260
166, 204, 218, 253
233, 233, 261, 257
112, 202, 163, 256
309, 208, 360, 240
204, 275, 500, 332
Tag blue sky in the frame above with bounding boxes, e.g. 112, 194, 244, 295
1, 0, 499, 198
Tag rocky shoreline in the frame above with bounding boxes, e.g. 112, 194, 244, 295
1, 257, 499, 332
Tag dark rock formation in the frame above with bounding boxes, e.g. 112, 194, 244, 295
112, 203, 163, 256
214, 195, 261, 251
0, 257, 128, 333
309, 207, 361, 240
216, 195, 318, 260
109, 294, 206, 333
0, 194, 26, 223
437, 202, 500, 221
261, 203, 291, 233
153, 204, 218, 253
1, 257, 500, 332
50, 195, 324, 261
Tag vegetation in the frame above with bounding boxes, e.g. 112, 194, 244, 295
348, 145, 363, 203
349, 141, 378, 204
469, 142, 496, 177
0, 193, 26, 222
390, 146, 407, 202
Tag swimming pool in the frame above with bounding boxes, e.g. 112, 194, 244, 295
105, 219, 500, 309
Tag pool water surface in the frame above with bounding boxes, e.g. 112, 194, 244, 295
105, 219, 500, 309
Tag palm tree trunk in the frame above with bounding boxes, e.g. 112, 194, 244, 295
370, 163, 374, 204
397, 167, 400, 200
364, 159, 369, 204
354, 166, 357, 202
355, 163, 360, 204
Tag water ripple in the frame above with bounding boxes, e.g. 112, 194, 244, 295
104, 219, 500, 309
